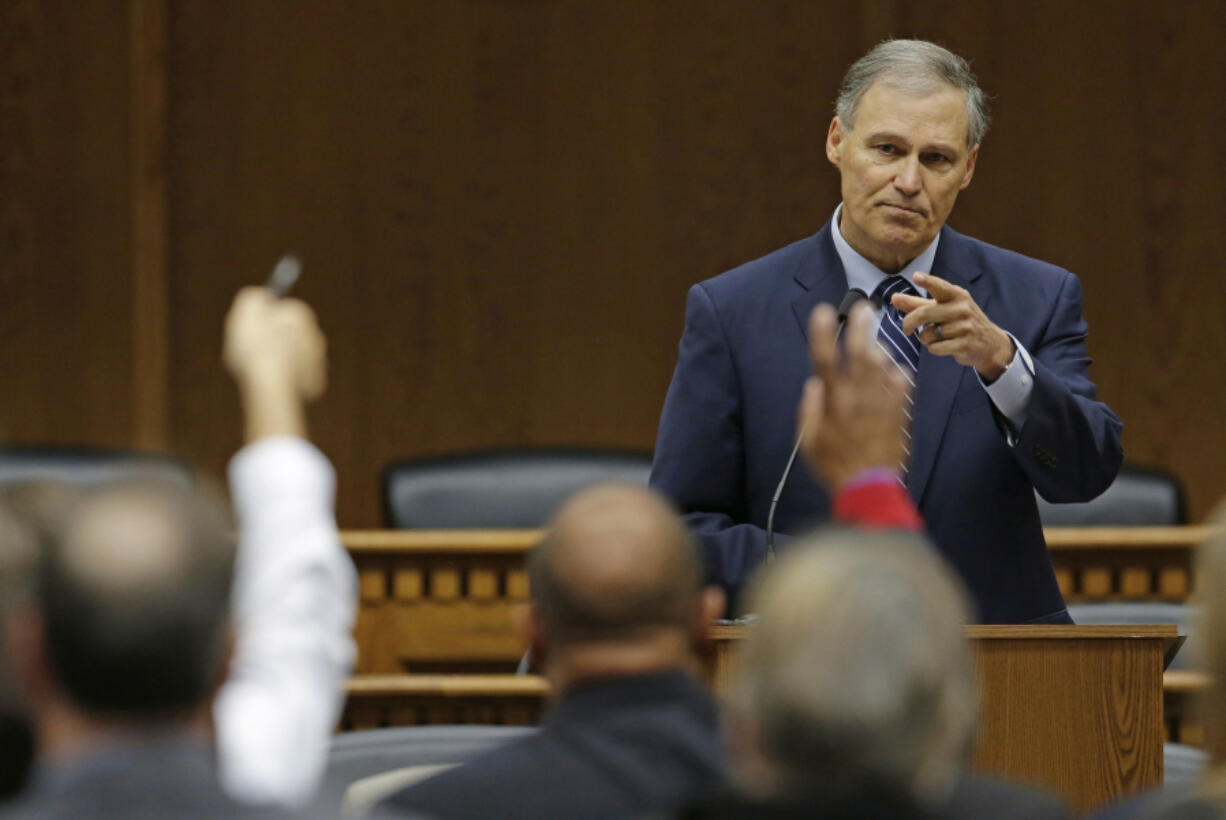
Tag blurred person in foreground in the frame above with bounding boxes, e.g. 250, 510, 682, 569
379, 481, 730, 820
0, 483, 84, 797
376, 306, 924, 820
0, 501, 39, 798
673, 528, 1069, 820
0, 287, 355, 818
682, 528, 978, 819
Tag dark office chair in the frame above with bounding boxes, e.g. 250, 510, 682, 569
320, 725, 535, 814
0, 445, 192, 489
1036, 463, 1186, 527
382, 449, 653, 528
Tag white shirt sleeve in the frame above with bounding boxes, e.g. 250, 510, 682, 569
213, 436, 358, 807
978, 333, 1035, 443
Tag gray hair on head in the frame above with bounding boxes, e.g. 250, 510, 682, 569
730, 528, 978, 801
836, 39, 990, 148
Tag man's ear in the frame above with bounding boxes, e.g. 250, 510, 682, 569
521, 603, 549, 671
959, 144, 979, 190
690, 586, 727, 669
723, 708, 775, 796
6, 603, 51, 707
825, 117, 846, 167
700, 586, 727, 627
208, 625, 236, 702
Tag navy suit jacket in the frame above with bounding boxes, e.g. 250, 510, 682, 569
380, 672, 724, 820
649, 222, 1123, 624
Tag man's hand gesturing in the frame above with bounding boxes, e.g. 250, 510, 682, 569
798, 302, 912, 490
893, 272, 1014, 382
223, 286, 328, 442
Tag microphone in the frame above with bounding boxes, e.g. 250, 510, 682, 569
839, 287, 872, 324
764, 288, 871, 565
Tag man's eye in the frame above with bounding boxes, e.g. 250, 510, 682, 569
924, 153, 951, 164
876, 144, 898, 155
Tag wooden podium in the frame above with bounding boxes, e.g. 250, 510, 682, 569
710, 624, 1179, 815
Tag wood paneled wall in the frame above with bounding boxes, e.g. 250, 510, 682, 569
3, 1, 1224, 526
0, 0, 137, 447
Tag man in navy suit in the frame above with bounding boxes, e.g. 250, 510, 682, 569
649, 39, 1123, 624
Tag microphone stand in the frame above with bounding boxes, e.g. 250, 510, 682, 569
763, 288, 872, 565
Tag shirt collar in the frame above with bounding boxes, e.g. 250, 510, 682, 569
830, 203, 940, 298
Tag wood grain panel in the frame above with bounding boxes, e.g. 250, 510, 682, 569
0, 0, 136, 447
166, 1, 858, 525
7, 1, 1225, 528
164, 0, 1226, 526
129, 0, 170, 449
972, 636, 1165, 814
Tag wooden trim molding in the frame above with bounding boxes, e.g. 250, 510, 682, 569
129, 0, 169, 449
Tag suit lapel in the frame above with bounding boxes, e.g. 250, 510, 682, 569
907, 228, 990, 505
790, 223, 851, 341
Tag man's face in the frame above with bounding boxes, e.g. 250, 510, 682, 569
826, 81, 978, 272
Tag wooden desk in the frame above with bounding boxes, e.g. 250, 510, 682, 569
343, 527, 1210, 673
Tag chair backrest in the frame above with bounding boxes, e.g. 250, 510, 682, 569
1067, 601, 1197, 671
0, 446, 192, 490
1036, 464, 1186, 527
320, 725, 535, 811
343, 763, 458, 817
1162, 743, 1209, 792
382, 449, 653, 528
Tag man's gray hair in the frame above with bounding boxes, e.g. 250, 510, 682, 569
836, 39, 990, 148
729, 528, 978, 800
1195, 503, 1226, 768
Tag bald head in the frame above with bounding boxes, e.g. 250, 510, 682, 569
39, 479, 234, 716
530, 484, 702, 644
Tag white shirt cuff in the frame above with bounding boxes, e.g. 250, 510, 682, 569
979, 334, 1034, 437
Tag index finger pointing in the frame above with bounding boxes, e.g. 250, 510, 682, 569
913, 272, 963, 302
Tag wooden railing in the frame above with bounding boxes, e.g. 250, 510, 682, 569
1164, 670, 1208, 746
1046, 526, 1211, 602
343, 526, 1213, 674
347, 530, 539, 674
342, 674, 548, 731
340, 528, 1215, 755
341, 666, 1210, 750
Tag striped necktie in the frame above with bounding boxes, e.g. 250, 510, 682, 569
872, 276, 920, 479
